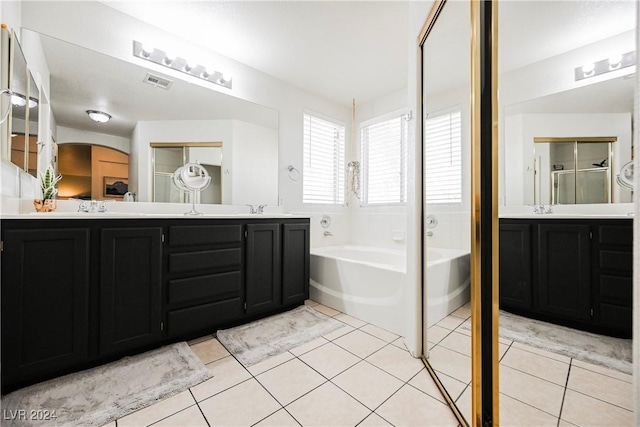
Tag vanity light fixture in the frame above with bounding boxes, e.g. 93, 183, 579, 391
132, 40, 233, 89
86, 110, 112, 123
575, 50, 636, 81
10, 93, 37, 108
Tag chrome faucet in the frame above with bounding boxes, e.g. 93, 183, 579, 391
324, 231, 333, 237
246, 204, 267, 214
77, 200, 108, 213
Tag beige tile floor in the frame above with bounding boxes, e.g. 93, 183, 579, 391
429, 303, 635, 427
104, 300, 634, 427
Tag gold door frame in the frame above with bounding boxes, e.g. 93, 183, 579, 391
470, 1, 500, 425
419, 1, 499, 425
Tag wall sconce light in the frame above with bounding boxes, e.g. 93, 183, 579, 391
575, 51, 636, 81
132, 41, 233, 89
86, 110, 112, 123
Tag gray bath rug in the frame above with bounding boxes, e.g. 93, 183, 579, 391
217, 305, 344, 367
1, 342, 212, 427
463, 311, 632, 374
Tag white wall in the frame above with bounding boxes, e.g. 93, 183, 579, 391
231, 120, 278, 206
57, 126, 131, 154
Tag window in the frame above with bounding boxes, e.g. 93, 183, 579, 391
361, 114, 408, 205
303, 113, 345, 205
424, 108, 462, 204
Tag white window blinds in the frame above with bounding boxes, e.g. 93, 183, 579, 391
361, 115, 408, 205
303, 113, 345, 205
424, 109, 462, 204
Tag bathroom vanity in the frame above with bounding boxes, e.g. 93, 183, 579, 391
499, 216, 632, 338
0, 215, 310, 392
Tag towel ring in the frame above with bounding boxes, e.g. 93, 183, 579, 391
287, 165, 300, 181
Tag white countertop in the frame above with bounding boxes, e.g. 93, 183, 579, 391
0, 198, 311, 219
1, 212, 310, 220
499, 204, 634, 220
499, 213, 633, 219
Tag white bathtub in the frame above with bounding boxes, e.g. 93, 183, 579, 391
309, 245, 406, 335
309, 245, 470, 336
425, 247, 470, 327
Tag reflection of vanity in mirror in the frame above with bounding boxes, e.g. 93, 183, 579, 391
19, 28, 279, 207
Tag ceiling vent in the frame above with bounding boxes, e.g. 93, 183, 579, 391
143, 73, 173, 89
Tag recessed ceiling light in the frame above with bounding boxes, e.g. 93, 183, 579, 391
86, 110, 111, 123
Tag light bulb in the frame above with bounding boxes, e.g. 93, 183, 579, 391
11, 93, 26, 107
609, 53, 623, 70
163, 51, 175, 65
141, 44, 153, 58
582, 62, 595, 77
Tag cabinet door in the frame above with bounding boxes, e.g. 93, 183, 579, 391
537, 224, 591, 322
1, 228, 90, 389
100, 227, 162, 356
245, 223, 281, 315
499, 223, 532, 310
282, 223, 310, 305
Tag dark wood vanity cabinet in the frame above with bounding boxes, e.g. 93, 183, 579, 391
499, 223, 532, 310
164, 224, 245, 338
0, 217, 310, 392
282, 223, 311, 305
499, 218, 632, 338
536, 224, 592, 322
1, 228, 91, 390
99, 227, 163, 356
246, 223, 282, 315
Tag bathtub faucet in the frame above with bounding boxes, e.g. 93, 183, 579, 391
324, 231, 333, 237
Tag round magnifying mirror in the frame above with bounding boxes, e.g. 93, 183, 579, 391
180, 163, 211, 191
616, 160, 634, 190
172, 163, 212, 215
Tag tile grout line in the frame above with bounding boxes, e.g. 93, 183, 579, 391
189, 388, 211, 427
556, 358, 572, 427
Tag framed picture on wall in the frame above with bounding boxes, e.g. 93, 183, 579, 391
104, 177, 129, 198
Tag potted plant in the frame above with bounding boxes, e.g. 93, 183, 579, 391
34, 165, 62, 212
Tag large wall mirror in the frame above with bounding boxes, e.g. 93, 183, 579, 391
500, 1, 635, 206
19, 28, 279, 206
420, 0, 472, 425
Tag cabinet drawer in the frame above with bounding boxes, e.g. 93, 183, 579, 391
168, 271, 241, 305
598, 250, 632, 272
169, 225, 242, 247
169, 248, 242, 274
597, 225, 633, 247
598, 274, 632, 304
167, 298, 243, 337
